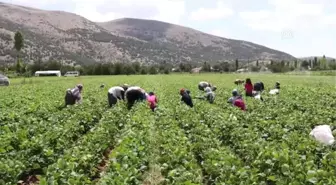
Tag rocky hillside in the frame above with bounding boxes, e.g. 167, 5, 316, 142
0, 2, 295, 66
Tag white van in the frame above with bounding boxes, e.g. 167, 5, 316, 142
64, 71, 80, 77
0, 74, 10, 86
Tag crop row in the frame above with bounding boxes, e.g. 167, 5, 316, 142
38, 106, 128, 184
199, 99, 336, 184
1, 94, 107, 184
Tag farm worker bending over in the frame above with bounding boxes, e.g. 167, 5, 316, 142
198, 81, 217, 91
233, 97, 246, 111
253, 81, 265, 93
196, 87, 215, 104
125, 86, 147, 109
227, 89, 240, 104
65, 84, 83, 106
147, 92, 158, 111
227, 89, 246, 111
107, 85, 128, 107
244, 78, 254, 97
269, 82, 280, 95
121, 83, 130, 90
180, 88, 193, 107
310, 125, 335, 145
275, 82, 280, 89
234, 79, 245, 85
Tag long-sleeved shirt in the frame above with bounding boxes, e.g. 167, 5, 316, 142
125, 86, 146, 101
228, 96, 239, 104
253, 82, 264, 92
70, 87, 82, 101
204, 90, 215, 103
181, 92, 193, 107
244, 83, 253, 94
108, 86, 125, 100
234, 99, 246, 111
198, 81, 210, 90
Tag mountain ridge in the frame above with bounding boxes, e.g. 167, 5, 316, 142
0, 2, 296, 66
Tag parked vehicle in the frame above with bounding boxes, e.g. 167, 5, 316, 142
64, 71, 80, 77
0, 74, 10, 86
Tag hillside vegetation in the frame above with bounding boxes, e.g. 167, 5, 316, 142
0, 2, 295, 65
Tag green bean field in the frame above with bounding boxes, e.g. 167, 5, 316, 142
1, 74, 336, 185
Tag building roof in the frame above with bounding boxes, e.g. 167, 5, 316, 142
35, 70, 61, 74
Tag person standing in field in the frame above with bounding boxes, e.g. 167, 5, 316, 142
196, 86, 215, 104
125, 86, 147, 109
65, 84, 83, 106
244, 78, 254, 97
147, 92, 158, 111
180, 88, 193, 107
107, 85, 128, 107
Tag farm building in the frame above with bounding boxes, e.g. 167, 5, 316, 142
35, 70, 61, 77
191, 67, 202, 73
236, 68, 249, 73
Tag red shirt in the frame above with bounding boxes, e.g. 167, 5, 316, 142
234, 99, 246, 111
245, 83, 253, 94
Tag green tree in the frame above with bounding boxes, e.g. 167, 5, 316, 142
113, 62, 123, 75
320, 55, 327, 69
14, 31, 24, 74
132, 62, 141, 74
202, 62, 211, 72
16, 58, 23, 73
14, 31, 24, 55
235, 59, 239, 71
301, 60, 310, 69
313, 57, 318, 67
256, 60, 259, 67
123, 64, 135, 75
148, 66, 158, 74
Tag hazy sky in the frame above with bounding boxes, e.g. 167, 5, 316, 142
2, 0, 336, 58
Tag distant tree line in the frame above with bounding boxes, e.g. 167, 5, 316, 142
1, 31, 335, 76
0, 60, 174, 76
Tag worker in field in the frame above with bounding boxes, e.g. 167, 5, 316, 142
125, 86, 147, 109
196, 86, 215, 104
310, 125, 335, 145
180, 88, 193, 107
147, 92, 158, 111
234, 79, 245, 85
252, 81, 264, 101
198, 81, 217, 92
227, 89, 240, 104
107, 85, 128, 107
269, 82, 280, 95
121, 83, 130, 90
65, 84, 83, 106
228, 89, 246, 111
253, 81, 265, 93
244, 78, 254, 97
